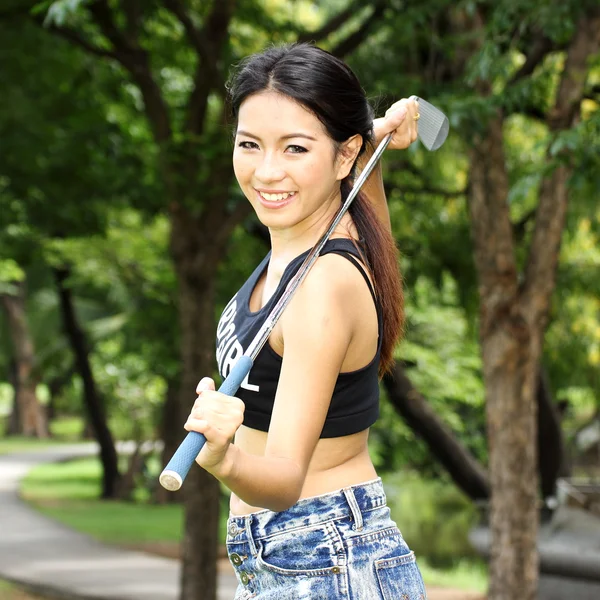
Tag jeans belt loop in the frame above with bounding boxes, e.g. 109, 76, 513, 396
245, 515, 258, 556
343, 487, 364, 531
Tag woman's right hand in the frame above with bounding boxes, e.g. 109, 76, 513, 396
373, 97, 420, 149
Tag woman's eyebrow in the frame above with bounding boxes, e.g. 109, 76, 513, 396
236, 130, 317, 141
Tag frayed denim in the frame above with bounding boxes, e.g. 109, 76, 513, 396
226, 478, 427, 599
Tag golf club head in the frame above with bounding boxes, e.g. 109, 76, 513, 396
410, 95, 449, 151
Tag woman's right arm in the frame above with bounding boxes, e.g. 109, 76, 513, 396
357, 97, 420, 232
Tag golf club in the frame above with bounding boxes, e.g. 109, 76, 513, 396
159, 96, 449, 491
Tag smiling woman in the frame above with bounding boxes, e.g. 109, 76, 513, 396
184, 43, 426, 599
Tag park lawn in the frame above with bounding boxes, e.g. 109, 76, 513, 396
0, 579, 46, 600
21, 457, 186, 545
0, 437, 60, 456
418, 558, 487, 592
0, 417, 85, 456
21, 457, 488, 593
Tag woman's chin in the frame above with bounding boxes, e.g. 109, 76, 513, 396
255, 208, 299, 231
257, 216, 296, 231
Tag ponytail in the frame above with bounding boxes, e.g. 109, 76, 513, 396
342, 180, 405, 376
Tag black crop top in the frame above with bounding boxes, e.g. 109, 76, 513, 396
215, 238, 382, 438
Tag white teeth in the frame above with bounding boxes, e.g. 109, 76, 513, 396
259, 191, 295, 201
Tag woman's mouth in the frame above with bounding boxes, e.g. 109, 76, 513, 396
255, 190, 297, 209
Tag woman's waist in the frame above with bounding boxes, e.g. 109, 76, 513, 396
234, 425, 371, 468
227, 476, 387, 543
229, 438, 376, 516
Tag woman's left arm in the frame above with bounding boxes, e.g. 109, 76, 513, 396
186, 255, 360, 511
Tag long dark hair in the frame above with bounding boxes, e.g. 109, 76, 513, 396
226, 43, 404, 374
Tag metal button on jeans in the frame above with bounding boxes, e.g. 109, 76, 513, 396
228, 522, 239, 536
240, 571, 250, 585
230, 552, 243, 566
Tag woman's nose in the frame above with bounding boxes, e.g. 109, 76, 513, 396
254, 153, 285, 182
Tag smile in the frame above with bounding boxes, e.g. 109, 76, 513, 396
255, 190, 298, 210
257, 191, 296, 201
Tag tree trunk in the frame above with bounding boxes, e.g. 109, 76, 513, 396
483, 322, 540, 600
1, 282, 48, 437
53, 266, 121, 498
6, 359, 20, 435
155, 376, 183, 505
46, 364, 76, 423
169, 204, 233, 600
468, 108, 540, 600
176, 274, 221, 600
467, 9, 600, 592
383, 361, 490, 501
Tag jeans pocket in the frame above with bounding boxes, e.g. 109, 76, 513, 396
375, 551, 427, 600
256, 521, 340, 576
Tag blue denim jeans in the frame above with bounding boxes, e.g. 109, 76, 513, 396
226, 478, 427, 599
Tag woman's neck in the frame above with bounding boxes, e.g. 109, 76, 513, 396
267, 190, 352, 266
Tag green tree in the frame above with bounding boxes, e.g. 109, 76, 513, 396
0, 14, 150, 496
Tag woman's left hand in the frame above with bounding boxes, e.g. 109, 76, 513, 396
373, 97, 420, 149
184, 377, 245, 475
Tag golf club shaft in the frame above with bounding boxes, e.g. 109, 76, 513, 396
159, 133, 393, 492
159, 96, 450, 491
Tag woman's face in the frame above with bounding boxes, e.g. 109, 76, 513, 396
233, 91, 358, 232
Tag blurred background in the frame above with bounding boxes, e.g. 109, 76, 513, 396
0, 1, 599, 600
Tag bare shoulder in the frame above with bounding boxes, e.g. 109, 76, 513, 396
280, 250, 371, 333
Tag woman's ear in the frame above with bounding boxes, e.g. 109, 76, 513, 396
335, 134, 363, 181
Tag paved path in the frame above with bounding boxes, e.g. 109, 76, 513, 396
0, 445, 237, 600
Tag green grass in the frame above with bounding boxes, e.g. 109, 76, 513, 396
0, 416, 86, 456
419, 558, 488, 593
49, 416, 85, 440
21, 458, 103, 501
0, 579, 44, 600
32, 500, 184, 545
0, 437, 58, 455
0, 579, 15, 592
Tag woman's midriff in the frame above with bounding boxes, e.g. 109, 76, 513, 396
229, 424, 377, 516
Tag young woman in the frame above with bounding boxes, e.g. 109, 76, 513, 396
184, 43, 427, 599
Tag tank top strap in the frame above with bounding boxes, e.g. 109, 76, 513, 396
320, 240, 377, 305
267, 239, 380, 327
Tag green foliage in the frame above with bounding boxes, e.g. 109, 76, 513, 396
34, 1, 91, 27
384, 471, 482, 568
369, 274, 486, 474
545, 214, 600, 422
0, 259, 25, 285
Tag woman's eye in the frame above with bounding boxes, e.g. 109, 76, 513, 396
238, 141, 258, 149
287, 145, 307, 154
